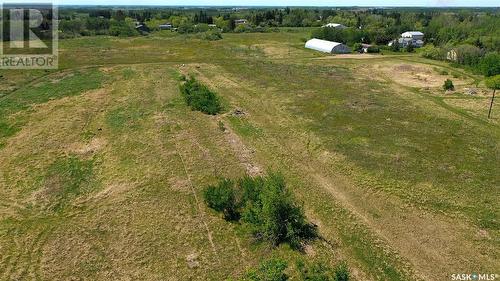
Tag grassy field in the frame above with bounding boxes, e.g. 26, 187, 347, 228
0, 30, 498, 281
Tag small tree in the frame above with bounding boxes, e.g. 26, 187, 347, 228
443, 79, 454, 91
485, 75, 500, 119
243, 173, 317, 249
203, 179, 240, 220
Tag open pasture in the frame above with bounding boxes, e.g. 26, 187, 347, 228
0, 31, 498, 281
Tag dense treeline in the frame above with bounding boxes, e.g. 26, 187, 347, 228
4, 6, 497, 76
56, 7, 498, 42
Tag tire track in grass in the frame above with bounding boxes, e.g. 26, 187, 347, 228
174, 139, 219, 261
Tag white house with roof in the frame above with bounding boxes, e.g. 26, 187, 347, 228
159, 23, 173, 30
401, 31, 424, 41
235, 19, 248, 25
390, 31, 425, 48
322, 23, 347, 29
305, 39, 351, 54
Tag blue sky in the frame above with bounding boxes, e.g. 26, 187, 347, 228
51, 0, 499, 7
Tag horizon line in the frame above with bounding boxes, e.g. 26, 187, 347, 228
54, 4, 500, 7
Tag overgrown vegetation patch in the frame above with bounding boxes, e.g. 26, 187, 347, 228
179, 76, 222, 115
203, 173, 317, 249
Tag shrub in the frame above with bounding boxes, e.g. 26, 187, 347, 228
203, 173, 317, 249
297, 260, 335, 281
201, 30, 223, 41
203, 179, 240, 220
234, 24, 254, 33
443, 79, 454, 91
249, 173, 316, 248
245, 259, 288, 281
421, 44, 445, 60
352, 43, 362, 53
179, 76, 222, 115
334, 262, 350, 281
366, 46, 380, 53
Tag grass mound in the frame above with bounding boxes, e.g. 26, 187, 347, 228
179, 76, 222, 115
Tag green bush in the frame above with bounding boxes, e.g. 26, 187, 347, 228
334, 262, 350, 281
245, 259, 288, 281
443, 79, 455, 91
244, 173, 317, 249
297, 260, 335, 281
234, 24, 254, 33
366, 46, 380, 53
421, 44, 445, 60
179, 76, 222, 115
296, 260, 350, 281
203, 173, 317, 249
201, 30, 223, 41
352, 43, 362, 53
203, 179, 240, 220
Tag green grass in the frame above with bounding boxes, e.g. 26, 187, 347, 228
0, 69, 103, 117
0, 33, 498, 281
0, 69, 104, 146
228, 116, 263, 138
43, 155, 97, 211
221, 59, 499, 231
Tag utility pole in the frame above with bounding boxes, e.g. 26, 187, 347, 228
488, 89, 496, 119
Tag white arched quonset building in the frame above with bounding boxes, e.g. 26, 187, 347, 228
305, 38, 351, 54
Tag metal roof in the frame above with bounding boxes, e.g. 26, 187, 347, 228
402, 31, 424, 37
322, 23, 346, 28
305, 38, 344, 53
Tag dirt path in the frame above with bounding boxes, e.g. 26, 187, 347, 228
307, 167, 495, 281
217, 116, 264, 177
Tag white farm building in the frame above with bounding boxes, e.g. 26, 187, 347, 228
322, 23, 347, 29
305, 39, 351, 54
